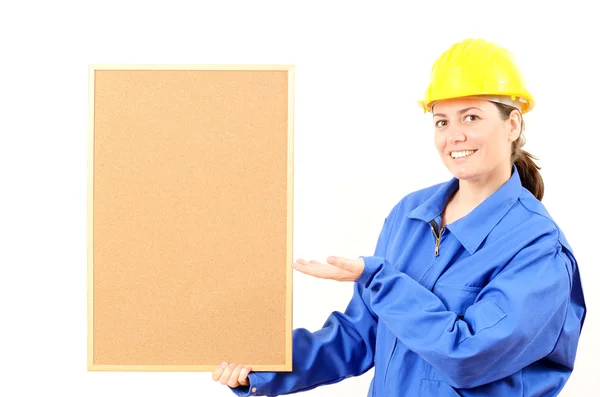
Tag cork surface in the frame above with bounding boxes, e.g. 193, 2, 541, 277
88, 66, 293, 371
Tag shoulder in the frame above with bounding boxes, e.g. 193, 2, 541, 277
405, 182, 447, 204
385, 181, 447, 221
509, 188, 573, 252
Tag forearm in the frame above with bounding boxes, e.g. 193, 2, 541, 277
231, 285, 377, 396
357, 252, 570, 389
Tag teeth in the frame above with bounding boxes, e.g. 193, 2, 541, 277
451, 150, 476, 159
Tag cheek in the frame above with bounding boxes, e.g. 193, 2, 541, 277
434, 133, 446, 153
483, 131, 511, 160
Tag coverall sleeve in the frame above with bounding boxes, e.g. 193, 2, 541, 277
230, 218, 392, 396
356, 230, 580, 389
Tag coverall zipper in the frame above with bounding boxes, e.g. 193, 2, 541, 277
429, 220, 445, 256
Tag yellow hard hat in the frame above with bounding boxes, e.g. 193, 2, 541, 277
418, 38, 535, 113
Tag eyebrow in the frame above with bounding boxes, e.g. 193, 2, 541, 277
432, 107, 482, 118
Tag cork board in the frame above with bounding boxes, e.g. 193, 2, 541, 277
87, 65, 294, 371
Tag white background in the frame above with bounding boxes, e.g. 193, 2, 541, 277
0, 0, 597, 396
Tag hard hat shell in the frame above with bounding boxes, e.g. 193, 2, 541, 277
419, 38, 535, 113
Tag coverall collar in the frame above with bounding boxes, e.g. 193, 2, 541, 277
408, 165, 523, 254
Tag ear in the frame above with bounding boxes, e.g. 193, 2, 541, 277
507, 109, 522, 142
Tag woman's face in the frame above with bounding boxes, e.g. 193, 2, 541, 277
432, 97, 521, 184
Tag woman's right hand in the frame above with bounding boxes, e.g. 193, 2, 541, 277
212, 362, 253, 388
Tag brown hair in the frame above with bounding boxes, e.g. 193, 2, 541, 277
492, 102, 544, 201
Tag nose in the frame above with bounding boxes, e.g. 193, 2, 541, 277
446, 125, 466, 144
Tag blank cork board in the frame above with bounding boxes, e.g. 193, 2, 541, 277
87, 65, 294, 371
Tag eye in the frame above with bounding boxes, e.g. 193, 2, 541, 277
464, 114, 480, 123
434, 120, 447, 128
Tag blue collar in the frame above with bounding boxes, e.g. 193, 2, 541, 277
408, 165, 524, 254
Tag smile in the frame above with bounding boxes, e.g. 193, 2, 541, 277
450, 150, 477, 159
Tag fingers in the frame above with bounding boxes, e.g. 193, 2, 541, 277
327, 256, 344, 268
328, 256, 364, 274
327, 256, 354, 271
292, 258, 335, 279
238, 366, 252, 386
213, 363, 252, 388
212, 362, 227, 381
228, 365, 243, 387
219, 363, 236, 385
299, 256, 346, 268
293, 256, 364, 282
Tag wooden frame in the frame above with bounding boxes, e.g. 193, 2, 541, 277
88, 65, 294, 371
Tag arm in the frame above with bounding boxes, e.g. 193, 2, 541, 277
357, 233, 575, 389
230, 217, 393, 396
230, 283, 377, 396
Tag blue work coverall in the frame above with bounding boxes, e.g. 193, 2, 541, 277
232, 167, 586, 396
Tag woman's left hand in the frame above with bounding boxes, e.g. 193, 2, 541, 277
292, 256, 365, 282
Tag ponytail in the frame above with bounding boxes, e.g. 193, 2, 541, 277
512, 137, 544, 201
493, 102, 545, 201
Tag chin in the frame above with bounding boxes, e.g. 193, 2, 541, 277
446, 164, 480, 181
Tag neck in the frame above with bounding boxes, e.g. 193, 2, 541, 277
454, 165, 512, 211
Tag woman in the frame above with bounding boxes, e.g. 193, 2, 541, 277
213, 38, 586, 396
